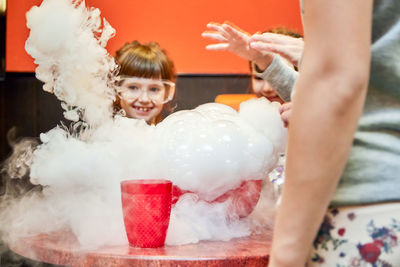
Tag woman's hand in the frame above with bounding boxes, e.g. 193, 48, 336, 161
250, 33, 304, 68
202, 21, 273, 71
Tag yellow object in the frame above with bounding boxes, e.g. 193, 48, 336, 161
215, 94, 257, 111
0, 0, 6, 15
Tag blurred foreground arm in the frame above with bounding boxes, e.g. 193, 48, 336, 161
269, 0, 373, 266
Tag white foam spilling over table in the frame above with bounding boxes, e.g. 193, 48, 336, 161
0, 0, 286, 249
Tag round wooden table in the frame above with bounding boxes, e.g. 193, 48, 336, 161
10, 229, 272, 267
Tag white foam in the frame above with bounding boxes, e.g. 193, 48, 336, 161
1, 0, 286, 249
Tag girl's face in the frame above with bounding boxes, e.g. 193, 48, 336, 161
120, 95, 164, 124
119, 77, 174, 124
251, 76, 284, 104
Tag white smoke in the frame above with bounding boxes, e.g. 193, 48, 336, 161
25, 0, 117, 125
0, 0, 286, 250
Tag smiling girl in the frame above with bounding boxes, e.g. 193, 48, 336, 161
115, 41, 176, 124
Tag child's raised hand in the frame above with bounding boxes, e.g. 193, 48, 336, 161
250, 33, 304, 68
202, 21, 264, 63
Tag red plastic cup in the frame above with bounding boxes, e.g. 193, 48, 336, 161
121, 179, 172, 248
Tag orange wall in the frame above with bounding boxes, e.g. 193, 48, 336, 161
6, 0, 302, 74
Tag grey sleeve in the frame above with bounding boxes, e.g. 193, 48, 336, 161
253, 55, 298, 102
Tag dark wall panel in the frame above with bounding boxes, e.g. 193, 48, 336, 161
176, 74, 251, 111
0, 73, 251, 161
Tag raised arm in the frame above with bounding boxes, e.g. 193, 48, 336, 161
250, 33, 304, 68
202, 21, 274, 69
253, 56, 298, 102
269, 0, 373, 266
202, 22, 298, 101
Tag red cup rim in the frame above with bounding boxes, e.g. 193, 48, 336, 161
121, 179, 172, 195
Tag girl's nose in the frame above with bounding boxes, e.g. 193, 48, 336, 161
137, 89, 151, 102
262, 86, 275, 94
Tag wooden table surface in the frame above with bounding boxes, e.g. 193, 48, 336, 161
10, 229, 272, 267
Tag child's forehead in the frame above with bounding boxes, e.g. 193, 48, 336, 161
120, 76, 164, 85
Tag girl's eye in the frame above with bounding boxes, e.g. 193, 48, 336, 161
128, 85, 139, 90
254, 76, 263, 81
149, 87, 161, 93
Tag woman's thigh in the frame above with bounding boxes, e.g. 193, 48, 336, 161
307, 202, 400, 267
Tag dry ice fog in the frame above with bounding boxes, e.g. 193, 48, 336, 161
0, 0, 286, 249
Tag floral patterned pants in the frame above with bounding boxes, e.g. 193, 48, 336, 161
307, 202, 400, 267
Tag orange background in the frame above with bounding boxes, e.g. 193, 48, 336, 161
6, 0, 302, 74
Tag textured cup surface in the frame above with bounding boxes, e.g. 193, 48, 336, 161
121, 179, 172, 248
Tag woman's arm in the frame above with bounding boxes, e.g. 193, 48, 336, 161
269, 1, 373, 266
